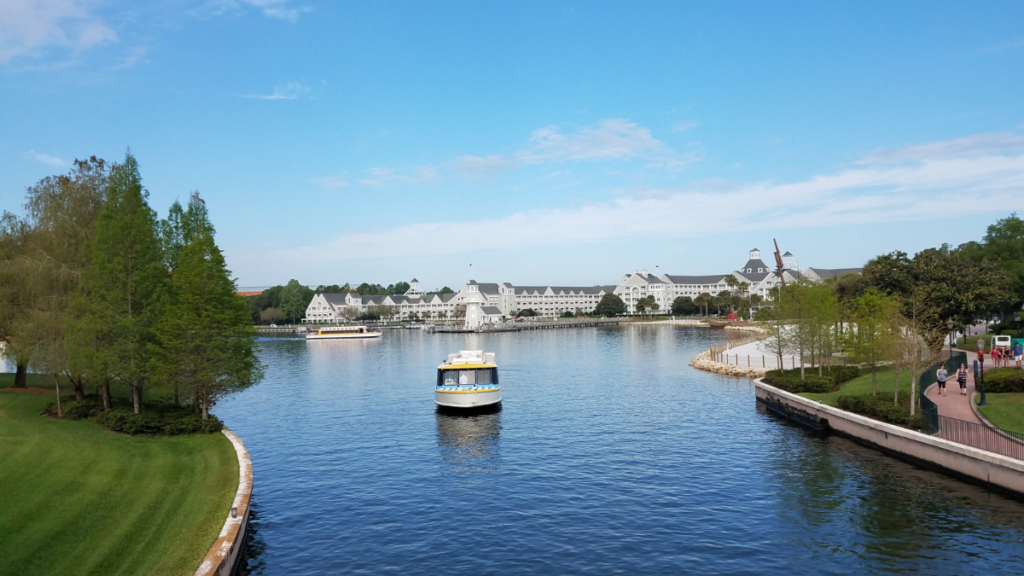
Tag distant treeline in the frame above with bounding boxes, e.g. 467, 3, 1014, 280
244, 281, 455, 324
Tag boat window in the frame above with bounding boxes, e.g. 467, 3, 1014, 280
458, 370, 476, 385
476, 369, 491, 385
443, 371, 458, 386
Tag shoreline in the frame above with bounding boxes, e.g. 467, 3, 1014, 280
194, 428, 253, 576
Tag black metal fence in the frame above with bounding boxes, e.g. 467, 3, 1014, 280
918, 352, 965, 434
937, 414, 1024, 461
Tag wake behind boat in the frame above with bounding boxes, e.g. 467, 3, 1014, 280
305, 325, 382, 340
435, 350, 502, 409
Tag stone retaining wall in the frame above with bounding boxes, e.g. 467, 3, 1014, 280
194, 428, 253, 576
689, 350, 768, 378
754, 379, 1024, 496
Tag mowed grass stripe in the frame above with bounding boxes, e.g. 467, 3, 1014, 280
0, 393, 237, 576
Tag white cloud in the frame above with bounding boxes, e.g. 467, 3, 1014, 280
112, 45, 147, 70
193, 0, 309, 22
310, 176, 349, 189
0, 0, 117, 63
241, 81, 310, 100
27, 150, 66, 166
859, 131, 1024, 164
448, 118, 700, 179
358, 166, 440, 188
672, 120, 697, 132
232, 133, 1024, 270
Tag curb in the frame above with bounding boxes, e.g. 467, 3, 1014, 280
194, 428, 252, 576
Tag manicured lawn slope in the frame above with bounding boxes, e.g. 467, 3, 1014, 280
976, 393, 1024, 432
800, 367, 913, 407
0, 372, 70, 388
0, 392, 237, 576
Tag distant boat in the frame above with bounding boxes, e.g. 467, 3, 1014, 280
305, 325, 382, 340
435, 350, 502, 409
708, 320, 749, 328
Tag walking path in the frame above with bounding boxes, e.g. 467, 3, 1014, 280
925, 350, 981, 424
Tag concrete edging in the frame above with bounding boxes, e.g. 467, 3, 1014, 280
194, 428, 252, 576
754, 379, 1024, 496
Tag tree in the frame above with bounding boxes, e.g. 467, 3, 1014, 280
338, 306, 358, 321
68, 153, 166, 414
636, 295, 658, 315
671, 296, 698, 316
158, 191, 215, 273
429, 286, 455, 295
153, 227, 263, 419
960, 213, 1024, 313
315, 283, 351, 293
20, 157, 109, 400
453, 304, 467, 318
693, 292, 712, 317
517, 308, 538, 317
388, 281, 410, 295
0, 212, 35, 388
260, 307, 284, 324
280, 279, 314, 322
847, 288, 897, 396
594, 293, 626, 317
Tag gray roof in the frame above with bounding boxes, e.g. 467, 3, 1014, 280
737, 259, 772, 282
440, 293, 457, 302
663, 274, 729, 285
481, 306, 502, 315
501, 282, 514, 288
806, 267, 863, 279
322, 293, 348, 305
477, 282, 500, 295
782, 251, 793, 257
515, 285, 611, 295
410, 278, 418, 282
467, 280, 477, 285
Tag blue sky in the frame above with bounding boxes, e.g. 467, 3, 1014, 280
2, 1, 1023, 290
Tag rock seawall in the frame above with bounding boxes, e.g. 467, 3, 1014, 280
689, 350, 768, 378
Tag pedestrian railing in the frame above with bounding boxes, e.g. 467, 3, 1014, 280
918, 352, 966, 435
937, 414, 1024, 461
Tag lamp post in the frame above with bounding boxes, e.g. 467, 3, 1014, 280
977, 337, 988, 406
947, 319, 954, 359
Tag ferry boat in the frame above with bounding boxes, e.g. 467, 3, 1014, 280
305, 325, 382, 340
435, 350, 501, 409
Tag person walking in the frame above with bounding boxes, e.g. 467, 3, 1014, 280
936, 365, 948, 396
957, 363, 968, 396
1015, 341, 1023, 369
992, 346, 1001, 368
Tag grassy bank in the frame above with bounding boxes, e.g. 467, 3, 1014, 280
0, 391, 237, 576
800, 367, 912, 407
976, 393, 1024, 432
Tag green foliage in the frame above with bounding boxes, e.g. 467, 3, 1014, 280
95, 408, 224, 435
837, 393, 923, 429
315, 283, 350, 293
671, 296, 699, 315
428, 286, 455, 294
960, 213, 1024, 313
279, 279, 314, 322
560, 310, 575, 318
862, 246, 1010, 348
764, 366, 860, 393
635, 295, 659, 315
68, 152, 167, 413
594, 293, 627, 316
153, 228, 263, 418
763, 372, 834, 393
517, 308, 538, 317
981, 368, 1024, 393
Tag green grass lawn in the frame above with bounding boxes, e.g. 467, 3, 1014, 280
0, 372, 71, 388
800, 367, 913, 407
976, 393, 1024, 433
0, 391, 238, 576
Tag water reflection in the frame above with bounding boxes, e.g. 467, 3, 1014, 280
435, 406, 502, 480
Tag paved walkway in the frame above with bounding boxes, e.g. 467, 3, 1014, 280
925, 349, 981, 424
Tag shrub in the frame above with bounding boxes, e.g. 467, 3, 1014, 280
981, 368, 1024, 393
836, 392, 920, 429
763, 365, 861, 393
95, 408, 223, 435
43, 396, 106, 420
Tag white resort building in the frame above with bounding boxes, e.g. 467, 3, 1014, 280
303, 249, 862, 321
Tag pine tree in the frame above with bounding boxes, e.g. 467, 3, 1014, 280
70, 153, 166, 414
154, 226, 263, 419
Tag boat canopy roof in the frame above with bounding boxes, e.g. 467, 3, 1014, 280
439, 350, 496, 369
318, 325, 371, 332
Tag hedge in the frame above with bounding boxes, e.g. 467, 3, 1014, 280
763, 365, 861, 393
837, 392, 923, 430
981, 368, 1024, 393
43, 394, 223, 435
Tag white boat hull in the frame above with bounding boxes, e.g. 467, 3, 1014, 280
306, 332, 382, 340
435, 387, 502, 409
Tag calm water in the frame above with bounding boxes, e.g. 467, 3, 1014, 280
215, 326, 1024, 575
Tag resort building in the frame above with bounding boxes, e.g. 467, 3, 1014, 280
303, 248, 862, 321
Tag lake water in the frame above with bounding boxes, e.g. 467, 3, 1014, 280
215, 326, 1024, 575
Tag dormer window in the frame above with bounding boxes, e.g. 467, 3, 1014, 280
758, 268, 762, 273
747, 268, 752, 273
